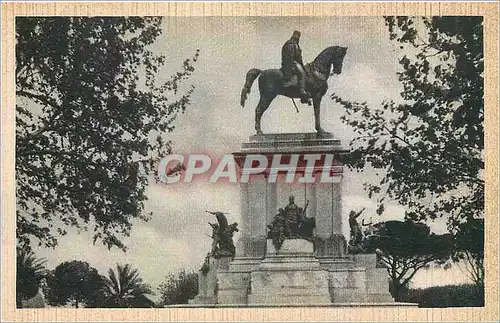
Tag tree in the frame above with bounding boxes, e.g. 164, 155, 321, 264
368, 220, 453, 301
16, 248, 47, 308
158, 269, 198, 305
333, 17, 484, 232
454, 217, 484, 287
16, 17, 199, 251
45, 260, 105, 308
102, 263, 154, 308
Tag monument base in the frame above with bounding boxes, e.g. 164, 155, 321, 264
188, 256, 231, 305
184, 249, 414, 307
203, 240, 398, 306
248, 240, 331, 305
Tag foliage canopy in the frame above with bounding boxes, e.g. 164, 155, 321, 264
16, 17, 199, 251
333, 17, 484, 230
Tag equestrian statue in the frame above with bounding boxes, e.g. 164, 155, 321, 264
240, 30, 347, 135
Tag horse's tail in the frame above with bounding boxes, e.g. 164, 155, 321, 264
240, 68, 262, 107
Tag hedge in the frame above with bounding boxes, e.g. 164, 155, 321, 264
400, 284, 484, 307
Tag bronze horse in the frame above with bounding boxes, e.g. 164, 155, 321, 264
240, 46, 347, 135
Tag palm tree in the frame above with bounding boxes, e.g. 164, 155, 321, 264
16, 247, 47, 308
103, 264, 154, 308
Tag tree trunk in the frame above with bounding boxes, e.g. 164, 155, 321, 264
391, 280, 403, 302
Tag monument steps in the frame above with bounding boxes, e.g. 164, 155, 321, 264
168, 302, 418, 308
248, 294, 332, 305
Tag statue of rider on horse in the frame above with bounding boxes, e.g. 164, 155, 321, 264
240, 30, 347, 135
281, 30, 309, 104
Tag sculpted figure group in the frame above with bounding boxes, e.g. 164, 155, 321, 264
202, 205, 379, 261
348, 208, 382, 254
206, 211, 239, 259
267, 195, 316, 252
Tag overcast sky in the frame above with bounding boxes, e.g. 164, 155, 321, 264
33, 16, 469, 299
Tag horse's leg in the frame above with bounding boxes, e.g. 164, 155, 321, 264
313, 95, 325, 133
255, 95, 273, 135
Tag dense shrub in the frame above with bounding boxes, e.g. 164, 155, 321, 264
158, 270, 198, 305
400, 284, 484, 307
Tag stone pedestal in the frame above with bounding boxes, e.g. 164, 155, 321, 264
216, 257, 256, 305
214, 242, 396, 306
247, 240, 331, 305
232, 133, 348, 260
354, 253, 395, 302
189, 256, 231, 305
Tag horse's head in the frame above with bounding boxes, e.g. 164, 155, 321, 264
312, 46, 348, 78
331, 46, 347, 75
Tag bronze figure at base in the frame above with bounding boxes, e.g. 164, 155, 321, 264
206, 211, 239, 259
267, 195, 316, 252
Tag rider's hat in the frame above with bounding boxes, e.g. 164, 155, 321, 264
292, 30, 301, 38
